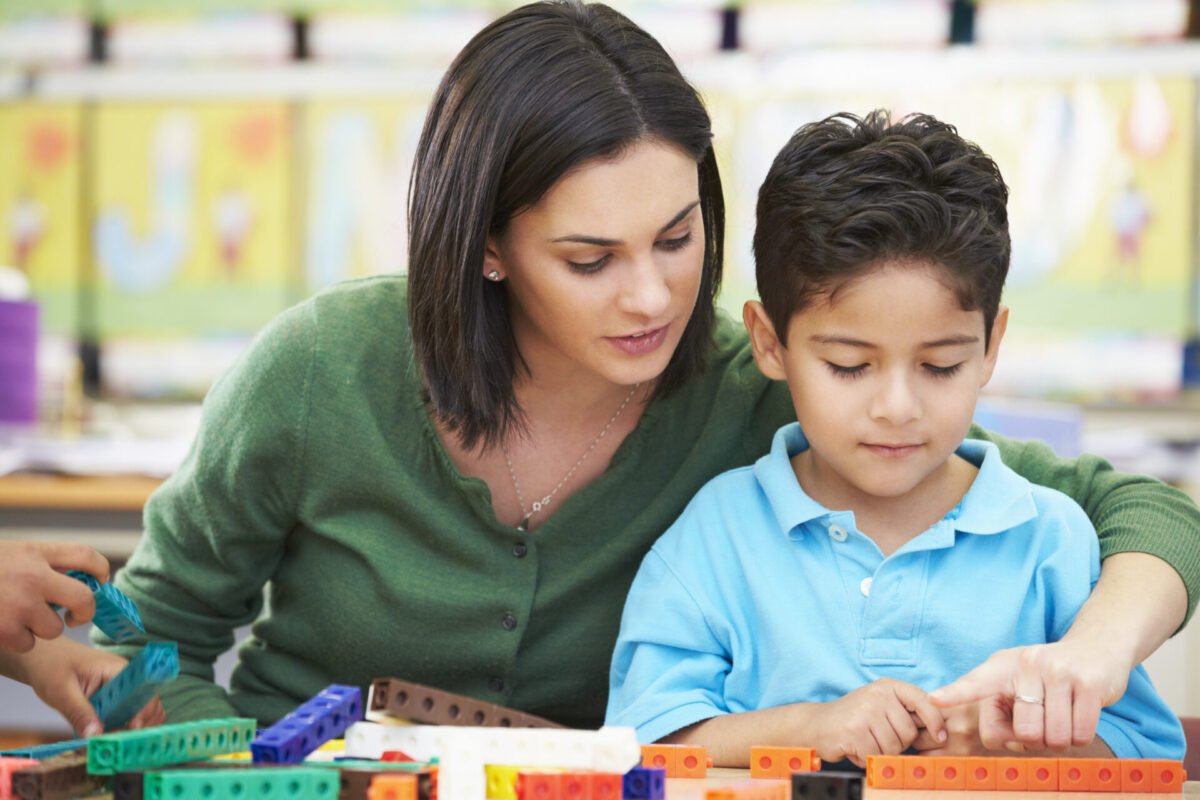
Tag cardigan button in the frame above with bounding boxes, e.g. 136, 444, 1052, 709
489, 676, 505, 692
501, 613, 518, 631
512, 543, 528, 558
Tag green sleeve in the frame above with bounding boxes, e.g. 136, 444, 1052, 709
970, 424, 1200, 627
92, 300, 315, 723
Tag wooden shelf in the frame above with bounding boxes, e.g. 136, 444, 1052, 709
0, 474, 162, 511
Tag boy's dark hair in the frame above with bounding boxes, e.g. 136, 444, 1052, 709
408, 0, 724, 452
753, 110, 1009, 346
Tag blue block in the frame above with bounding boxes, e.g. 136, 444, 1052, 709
90, 641, 180, 730
250, 684, 363, 765
0, 738, 87, 759
624, 766, 666, 800
66, 570, 145, 642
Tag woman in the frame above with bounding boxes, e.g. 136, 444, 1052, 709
32, 1, 1196, 753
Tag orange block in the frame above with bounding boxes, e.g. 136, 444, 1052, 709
369, 774, 418, 800
1085, 759, 1121, 792
865, 755, 905, 789
1026, 758, 1058, 791
675, 746, 709, 778
748, 746, 818, 778
641, 745, 675, 772
516, 772, 561, 800
933, 757, 966, 789
1149, 759, 1187, 793
902, 757, 935, 790
995, 758, 1028, 791
962, 757, 996, 791
1058, 759, 1090, 792
1121, 760, 1153, 793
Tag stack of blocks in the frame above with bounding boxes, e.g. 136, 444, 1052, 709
866, 754, 1187, 793
640, 744, 710, 778
748, 747, 820, 779
250, 684, 363, 764
65, 570, 144, 642
89, 641, 180, 730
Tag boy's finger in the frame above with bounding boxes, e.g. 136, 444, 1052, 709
884, 702, 919, 747
898, 684, 947, 743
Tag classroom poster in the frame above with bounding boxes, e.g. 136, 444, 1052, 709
91, 101, 293, 339
0, 103, 83, 335
302, 99, 430, 291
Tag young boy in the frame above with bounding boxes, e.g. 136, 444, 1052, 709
604, 111, 1185, 767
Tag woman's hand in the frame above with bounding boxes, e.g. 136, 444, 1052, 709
9, 637, 165, 736
929, 640, 1127, 751
911, 701, 991, 756
0, 541, 109, 652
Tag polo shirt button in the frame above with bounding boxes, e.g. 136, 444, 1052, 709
489, 676, 505, 692
828, 524, 848, 542
512, 543, 528, 558
860, 577, 873, 597
501, 613, 518, 631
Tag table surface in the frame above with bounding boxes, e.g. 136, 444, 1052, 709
671, 769, 1199, 799
0, 473, 162, 510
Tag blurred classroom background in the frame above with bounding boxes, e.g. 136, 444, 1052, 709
0, 0, 1199, 741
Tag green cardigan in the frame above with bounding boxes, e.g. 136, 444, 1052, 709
97, 276, 1200, 727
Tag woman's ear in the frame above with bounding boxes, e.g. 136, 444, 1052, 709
483, 236, 505, 281
744, 300, 788, 381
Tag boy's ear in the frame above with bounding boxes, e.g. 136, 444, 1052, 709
743, 300, 788, 381
980, 305, 1009, 387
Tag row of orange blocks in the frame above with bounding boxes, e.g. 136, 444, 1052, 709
866, 755, 1187, 793
641, 745, 820, 780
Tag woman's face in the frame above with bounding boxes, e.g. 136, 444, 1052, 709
486, 138, 705, 392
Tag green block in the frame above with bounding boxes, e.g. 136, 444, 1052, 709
145, 766, 338, 799
88, 717, 256, 775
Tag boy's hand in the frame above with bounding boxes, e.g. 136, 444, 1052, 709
0, 541, 110, 652
929, 641, 1123, 751
911, 701, 991, 756
15, 637, 165, 736
809, 678, 946, 767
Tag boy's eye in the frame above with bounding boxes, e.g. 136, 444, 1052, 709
925, 363, 963, 378
825, 362, 867, 379
567, 254, 611, 274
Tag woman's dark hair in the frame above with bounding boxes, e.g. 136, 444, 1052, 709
754, 110, 1010, 347
408, 0, 724, 451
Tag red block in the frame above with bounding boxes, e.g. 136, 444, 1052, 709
865, 755, 904, 789
517, 772, 561, 800
590, 773, 622, 800
559, 772, 590, 800
1121, 760, 1153, 793
0, 757, 38, 800
902, 757, 935, 790
962, 757, 996, 791
932, 757, 965, 789
995, 758, 1028, 791
1149, 759, 1187, 793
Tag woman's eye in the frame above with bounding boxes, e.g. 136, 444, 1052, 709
658, 231, 693, 252
925, 363, 963, 378
825, 362, 867, 379
567, 255, 611, 274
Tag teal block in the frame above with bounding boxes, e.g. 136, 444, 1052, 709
144, 766, 338, 799
88, 718, 256, 775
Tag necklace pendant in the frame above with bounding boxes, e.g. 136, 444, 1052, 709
516, 513, 532, 532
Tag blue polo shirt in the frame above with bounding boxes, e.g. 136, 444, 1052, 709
606, 423, 1184, 759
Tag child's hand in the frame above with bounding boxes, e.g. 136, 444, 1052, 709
809, 678, 946, 766
0, 541, 110, 652
911, 701, 991, 756
18, 637, 165, 736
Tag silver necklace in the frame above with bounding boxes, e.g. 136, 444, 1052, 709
501, 383, 641, 532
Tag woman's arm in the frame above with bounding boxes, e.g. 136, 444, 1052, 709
938, 429, 1196, 750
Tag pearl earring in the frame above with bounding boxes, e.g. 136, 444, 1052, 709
486, 270, 502, 282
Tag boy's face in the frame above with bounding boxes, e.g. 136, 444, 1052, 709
746, 260, 1007, 503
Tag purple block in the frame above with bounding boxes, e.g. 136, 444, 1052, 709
0, 300, 37, 423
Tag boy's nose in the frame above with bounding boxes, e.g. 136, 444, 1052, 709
869, 372, 922, 425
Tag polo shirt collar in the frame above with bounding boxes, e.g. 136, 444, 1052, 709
753, 422, 1039, 539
